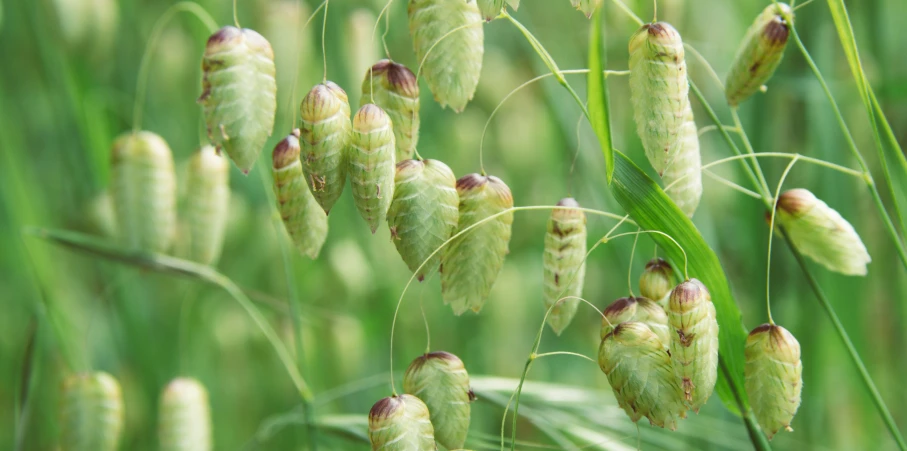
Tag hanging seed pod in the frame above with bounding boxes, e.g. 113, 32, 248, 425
667, 278, 719, 412
639, 258, 676, 307
408, 0, 484, 112
601, 296, 670, 345
349, 104, 396, 233
59, 372, 124, 451
773, 188, 871, 276
299, 82, 352, 214
272, 130, 329, 259
159, 378, 212, 451
361, 60, 420, 161
629, 22, 690, 176
542, 198, 587, 335
110, 131, 177, 253
183, 146, 230, 265
745, 324, 803, 439
440, 174, 514, 315
570, 0, 602, 17
199, 26, 277, 174
368, 394, 435, 451
387, 159, 459, 281
598, 322, 687, 430
403, 351, 473, 450
661, 106, 702, 217
477, 0, 504, 21
725, 3, 793, 107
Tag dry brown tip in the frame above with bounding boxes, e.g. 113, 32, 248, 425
645, 257, 672, 273
323, 80, 349, 103
776, 188, 815, 215
456, 173, 488, 191
205, 26, 243, 52
645, 22, 680, 41
670, 279, 704, 310
762, 16, 790, 46
369, 395, 403, 420
486, 175, 514, 205
272, 133, 301, 169
396, 158, 424, 172
604, 296, 638, 317
425, 350, 463, 364
384, 62, 418, 97
354, 104, 390, 132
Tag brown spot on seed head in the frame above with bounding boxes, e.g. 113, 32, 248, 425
604, 296, 638, 318
386, 62, 419, 98
670, 279, 706, 312
456, 173, 488, 191
205, 26, 243, 52
763, 16, 790, 46
395, 158, 424, 173
645, 257, 673, 274
776, 188, 814, 215
369, 395, 403, 420
272, 133, 301, 169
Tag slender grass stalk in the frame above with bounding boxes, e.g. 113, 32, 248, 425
730, 108, 771, 195
765, 157, 800, 324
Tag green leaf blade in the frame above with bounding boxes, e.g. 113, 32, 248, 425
586, 8, 613, 183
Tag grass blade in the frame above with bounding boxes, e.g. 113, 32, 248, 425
587, 7, 613, 182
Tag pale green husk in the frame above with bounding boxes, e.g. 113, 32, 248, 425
408, 0, 484, 112
477, 0, 504, 21
199, 26, 277, 174
628, 22, 690, 176
570, 0, 602, 17
60, 372, 124, 451
368, 394, 435, 451
542, 198, 587, 335
159, 378, 213, 451
774, 188, 871, 276
348, 104, 396, 233
639, 258, 676, 307
272, 131, 329, 259
361, 60, 420, 161
403, 351, 472, 450
182, 146, 230, 265
110, 131, 176, 254
745, 324, 803, 440
661, 105, 701, 217
440, 174, 514, 315
387, 159, 459, 281
667, 278, 719, 412
598, 322, 688, 430
300, 81, 351, 214
601, 296, 670, 345
725, 3, 793, 106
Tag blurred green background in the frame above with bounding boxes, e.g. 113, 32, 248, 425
2, 0, 906, 449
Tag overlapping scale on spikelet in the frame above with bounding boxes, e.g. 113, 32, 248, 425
182, 146, 230, 265
300, 82, 351, 214
667, 278, 719, 412
272, 130, 329, 259
745, 324, 803, 440
361, 60, 420, 161
542, 198, 587, 335
60, 372, 124, 451
368, 394, 436, 451
639, 258, 676, 307
159, 378, 212, 451
348, 104, 396, 233
403, 352, 473, 450
725, 3, 793, 106
601, 296, 671, 345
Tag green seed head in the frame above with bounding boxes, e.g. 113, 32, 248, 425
272, 130, 329, 259
403, 351, 473, 450
183, 146, 231, 266
60, 372, 124, 451
725, 3, 793, 106
477, 0, 504, 21
441, 174, 514, 315
361, 60, 420, 161
368, 394, 436, 451
639, 258, 676, 306
745, 324, 803, 440
299, 81, 352, 214
601, 296, 670, 345
348, 104, 396, 233
159, 378, 212, 451
199, 26, 277, 174
598, 322, 687, 429
543, 198, 587, 335
667, 278, 719, 412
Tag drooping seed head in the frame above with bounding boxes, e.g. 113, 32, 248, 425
60, 372, 124, 451
182, 145, 231, 266
543, 197, 587, 335
348, 104, 396, 233
361, 60, 420, 161
477, 0, 505, 21
639, 258, 676, 306
272, 129, 301, 170
159, 378, 212, 451
745, 324, 802, 439
272, 131, 329, 259
601, 296, 670, 345
368, 394, 435, 451
299, 81, 351, 215
403, 351, 472, 450
667, 278, 719, 412
725, 3, 793, 106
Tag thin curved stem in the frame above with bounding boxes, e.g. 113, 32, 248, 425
321, 0, 329, 83
702, 170, 763, 200
697, 124, 739, 137
684, 43, 724, 91
730, 108, 771, 196
607, 230, 689, 279
233, 0, 240, 27
288, 1, 328, 126
612, 0, 644, 26
533, 351, 596, 363
627, 229, 640, 296
765, 156, 799, 325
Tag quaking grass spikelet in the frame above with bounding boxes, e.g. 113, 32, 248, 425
598, 322, 687, 430
408, 0, 483, 112
348, 104, 396, 233
542, 198, 587, 335
183, 146, 230, 265
368, 394, 435, 451
199, 26, 277, 174
361, 60, 420, 161
299, 81, 351, 214
745, 324, 803, 440
403, 351, 473, 450
440, 174, 514, 315
477, 0, 504, 21
272, 130, 329, 259
387, 159, 459, 281
639, 257, 676, 307
601, 296, 670, 345
629, 22, 690, 176
159, 378, 212, 451
661, 106, 702, 217
570, 0, 602, 18
668, 278, 719, 412
59, 372, 124, 451
110, 131, 176, 253
725, 3, 793, 107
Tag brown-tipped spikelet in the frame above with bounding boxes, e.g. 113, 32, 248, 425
661, 106, 702, 217
349, 104, 396, 233
774, 188, 871, 276
299, 82, 351, 214
368, 394, 435, 451
477, 0, 504, 21
183, 146, 230, 265
629, 22, 690, 176
408, 0, 483, 112
403, 351, 473, 450
639, 258, 676, 307
570, 0, 602, 17
272, 130, 329, 259
598, 322, 687, 429
361, 60, 420, 161
110, 131, 176, 253
745, 324, 803, 440
667, 279, 719, 412
725, 3, 793, 106
387, 159, 459, 281
542, 198, 587, 335
60, 372, 124, 451
199, 26, 277, 174
601, 296, 670, 345
440, 174, 514, 315
159, 378, 212, 451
